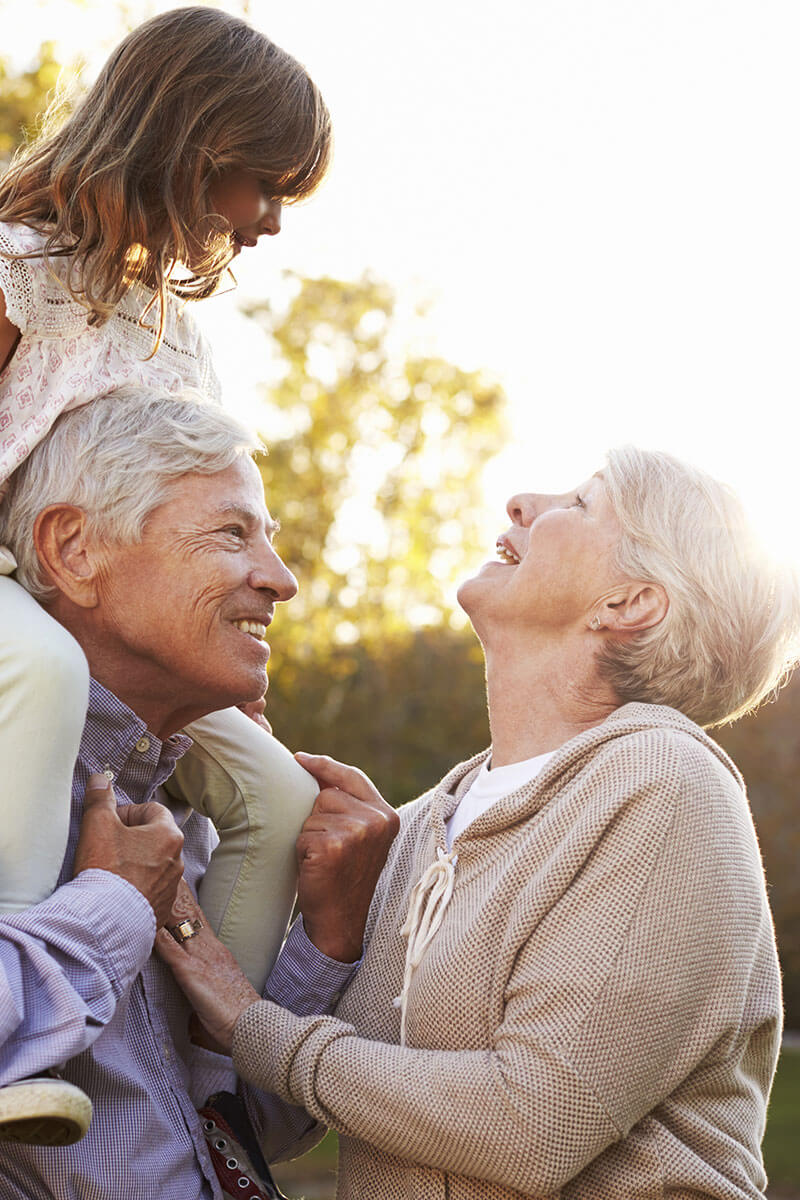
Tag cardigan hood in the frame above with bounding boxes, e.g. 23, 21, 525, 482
427, 701, 743, 849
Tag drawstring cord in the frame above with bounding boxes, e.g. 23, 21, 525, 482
394, 846, 458, 1046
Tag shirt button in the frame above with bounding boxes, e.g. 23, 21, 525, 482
135, 737, 150, 753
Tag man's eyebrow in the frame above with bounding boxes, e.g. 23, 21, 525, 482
212, 503, 280, 537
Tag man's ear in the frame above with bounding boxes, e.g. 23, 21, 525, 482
33, 505, 102, 608
593, 581, 668, 635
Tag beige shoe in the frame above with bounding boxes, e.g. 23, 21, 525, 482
0, 1078, 92, 1146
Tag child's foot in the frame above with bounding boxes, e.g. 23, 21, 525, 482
0, 1077, 92, 1145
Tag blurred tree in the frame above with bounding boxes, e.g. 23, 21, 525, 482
716, 678, 800, 1028
268, 625, 490, 807
248, 274, 507, 659
249, 271, 505, 801
0, 42, 77, 167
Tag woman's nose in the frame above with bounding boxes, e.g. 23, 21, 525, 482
506, 493, 542, 526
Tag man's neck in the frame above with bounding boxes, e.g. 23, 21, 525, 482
47, 603, 209, 738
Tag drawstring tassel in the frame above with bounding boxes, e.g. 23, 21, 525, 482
394, 847, 458, 1046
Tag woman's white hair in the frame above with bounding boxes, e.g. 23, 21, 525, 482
0, 386, 264, 601
599, 446, 800, 727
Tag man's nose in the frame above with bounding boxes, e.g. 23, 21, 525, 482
260, 199, 282, 237
251, 545, 297, 601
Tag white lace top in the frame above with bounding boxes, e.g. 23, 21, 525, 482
0, 221, 221, 493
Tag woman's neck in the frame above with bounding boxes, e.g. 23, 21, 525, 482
482, 634, 618, 767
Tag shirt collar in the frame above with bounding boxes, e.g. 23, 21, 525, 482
81, 677, 192, 804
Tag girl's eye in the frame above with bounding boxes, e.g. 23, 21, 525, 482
574, 493, 585, 509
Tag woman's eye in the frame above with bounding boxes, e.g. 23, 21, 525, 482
574, 493, 586, 509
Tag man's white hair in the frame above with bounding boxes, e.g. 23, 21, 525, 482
0, 386, 264, 601
600, 446, 800, 727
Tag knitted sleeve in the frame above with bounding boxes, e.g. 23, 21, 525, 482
0, 223, 35, 333
231, 735, 774, 1195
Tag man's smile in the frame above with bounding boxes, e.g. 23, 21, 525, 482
232, 618, 270, 641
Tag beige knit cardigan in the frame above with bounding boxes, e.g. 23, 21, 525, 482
234, 704, 781, 1199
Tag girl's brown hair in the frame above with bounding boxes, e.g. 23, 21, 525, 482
0, 6, 331, 347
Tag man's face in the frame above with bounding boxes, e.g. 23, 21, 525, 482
92, 456, 297, 733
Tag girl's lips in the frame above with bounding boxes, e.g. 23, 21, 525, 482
232, 231, 257, 249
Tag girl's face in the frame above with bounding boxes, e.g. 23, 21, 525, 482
208, 169, 282, 254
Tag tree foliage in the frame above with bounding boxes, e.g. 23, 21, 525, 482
247, 274, 507, 655
0, 43, 76, 166
716, 679, 800, 1027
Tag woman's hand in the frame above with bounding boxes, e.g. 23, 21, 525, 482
155, 880, 260, 1055
293, 753, 400, 963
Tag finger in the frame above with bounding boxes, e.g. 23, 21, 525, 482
294, 753, 383, 805
82, 773, 117, 812
167, 878, 205, 924
117, 801, 181, 832
304, 786, 363, 817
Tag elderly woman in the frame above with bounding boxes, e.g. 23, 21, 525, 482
158, 447, 798, 1200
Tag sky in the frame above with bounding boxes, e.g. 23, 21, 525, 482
9, 0, 800, 563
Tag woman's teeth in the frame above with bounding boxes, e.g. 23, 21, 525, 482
234, 619, 267, 640
496, 541, 521, 564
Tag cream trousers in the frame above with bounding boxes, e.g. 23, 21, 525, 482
0, 575, 318, 993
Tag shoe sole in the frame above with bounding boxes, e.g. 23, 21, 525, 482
0, 1081, 93, 1146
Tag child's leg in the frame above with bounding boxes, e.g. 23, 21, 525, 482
166, 708, 319, 994
0, 575, 90, 912
0, 574, 93, 1142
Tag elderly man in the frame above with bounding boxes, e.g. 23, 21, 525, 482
0, 389, 397, 1199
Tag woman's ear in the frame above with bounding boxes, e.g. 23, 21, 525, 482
594, 582, 668, 635
33, 505, 102, 608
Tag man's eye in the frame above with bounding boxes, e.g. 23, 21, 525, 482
221, 526, 245, 539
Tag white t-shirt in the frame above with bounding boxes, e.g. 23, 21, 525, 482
445, 750, 556, 850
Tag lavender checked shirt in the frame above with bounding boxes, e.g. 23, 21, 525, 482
0, 680, 357, 1199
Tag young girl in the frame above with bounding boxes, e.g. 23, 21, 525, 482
0, 5, 326, 1140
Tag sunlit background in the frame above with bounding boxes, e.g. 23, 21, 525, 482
5, 4, 800, 1141
6, 0, 800, 577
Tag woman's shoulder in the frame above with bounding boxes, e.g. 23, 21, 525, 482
589, 704, 744, 790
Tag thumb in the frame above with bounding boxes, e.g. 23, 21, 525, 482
82, 773, 118, 813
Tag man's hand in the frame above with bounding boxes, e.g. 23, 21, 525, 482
293, 753, 400, 963
73, 774, 185, 927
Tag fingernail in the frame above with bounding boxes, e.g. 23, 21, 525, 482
87, 773, 110, 790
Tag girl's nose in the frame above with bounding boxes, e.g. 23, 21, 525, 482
261, 199, 282, 237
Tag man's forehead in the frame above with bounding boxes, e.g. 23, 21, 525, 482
158, 459, 275, 529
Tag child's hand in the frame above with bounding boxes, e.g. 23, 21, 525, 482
237, 693, 271, 733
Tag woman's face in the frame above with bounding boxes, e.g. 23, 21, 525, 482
458, 473, 627, 637
207, 169, 282, 255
